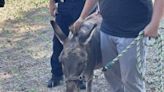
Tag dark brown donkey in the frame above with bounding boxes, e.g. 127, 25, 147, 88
50, 14, 102, 92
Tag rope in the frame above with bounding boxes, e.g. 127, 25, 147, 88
102, 31, 144, 71
156, 35, 163, 92
102, 31, 163, 92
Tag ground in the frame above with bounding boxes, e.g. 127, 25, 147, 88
0, 0, 164, 92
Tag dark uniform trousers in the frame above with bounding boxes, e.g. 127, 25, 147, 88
51, 0, 85, 77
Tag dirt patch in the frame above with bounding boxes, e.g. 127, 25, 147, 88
0, 0, 164, 92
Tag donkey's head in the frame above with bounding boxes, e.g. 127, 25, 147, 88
50, 15, 100, 92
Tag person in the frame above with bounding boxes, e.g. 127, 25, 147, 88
0, 0, 5, 7
73, 0, 164, 92
48, 0, 86, 88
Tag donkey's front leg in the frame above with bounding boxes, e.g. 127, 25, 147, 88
86, 78, 92, 92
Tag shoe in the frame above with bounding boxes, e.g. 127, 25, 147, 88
47, 75, 63, 88
79, 80, 86, 89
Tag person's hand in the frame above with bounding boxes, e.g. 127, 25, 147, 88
50, 6, 57, 17
144, 23, 159, 38
71, 12, 102, 35
85, 12, 101, 22
71, 17, 85, 34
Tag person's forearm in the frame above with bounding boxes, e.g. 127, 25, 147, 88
79, 0, 98, 20
150, 0, 164, 28
49, 0, 56, 14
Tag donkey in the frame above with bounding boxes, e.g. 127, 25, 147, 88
50, 14, 102, 92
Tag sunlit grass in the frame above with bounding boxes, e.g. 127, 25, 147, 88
0, 0, 163, 92
0, 0, 49, 22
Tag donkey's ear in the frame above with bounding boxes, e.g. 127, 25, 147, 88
50, 20, 67, 44
69, 25, 74, 33
78, 23, 97, 45
69, 25, 78, 36
78, 14, 102, 45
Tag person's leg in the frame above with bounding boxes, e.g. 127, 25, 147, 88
0, 0, 5, 7
51, 14, 70, 76
116, 37, 145, 92
50, 37, 63, 77
100, 31, 124, 92
48, 13, 87, 89
48, 14, 70, 88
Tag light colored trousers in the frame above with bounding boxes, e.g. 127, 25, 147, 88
100, 31, 146, 92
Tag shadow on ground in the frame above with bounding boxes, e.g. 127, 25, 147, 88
0, 4, 110, 92
0, 1, 164, 92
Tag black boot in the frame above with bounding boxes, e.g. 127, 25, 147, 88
47, 75, 63, 88
79, 80, 86, 89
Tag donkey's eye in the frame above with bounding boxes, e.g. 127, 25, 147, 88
78, 62, 83, 66
80, 53, 84, 57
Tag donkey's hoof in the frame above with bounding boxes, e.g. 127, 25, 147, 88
47, 76, 63, 88
79, 80, 86, 89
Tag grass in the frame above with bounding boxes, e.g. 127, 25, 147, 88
0, 0, 49, 21
0, 0, 164, 92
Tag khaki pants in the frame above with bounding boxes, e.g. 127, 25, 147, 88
100, 31, 146, 92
